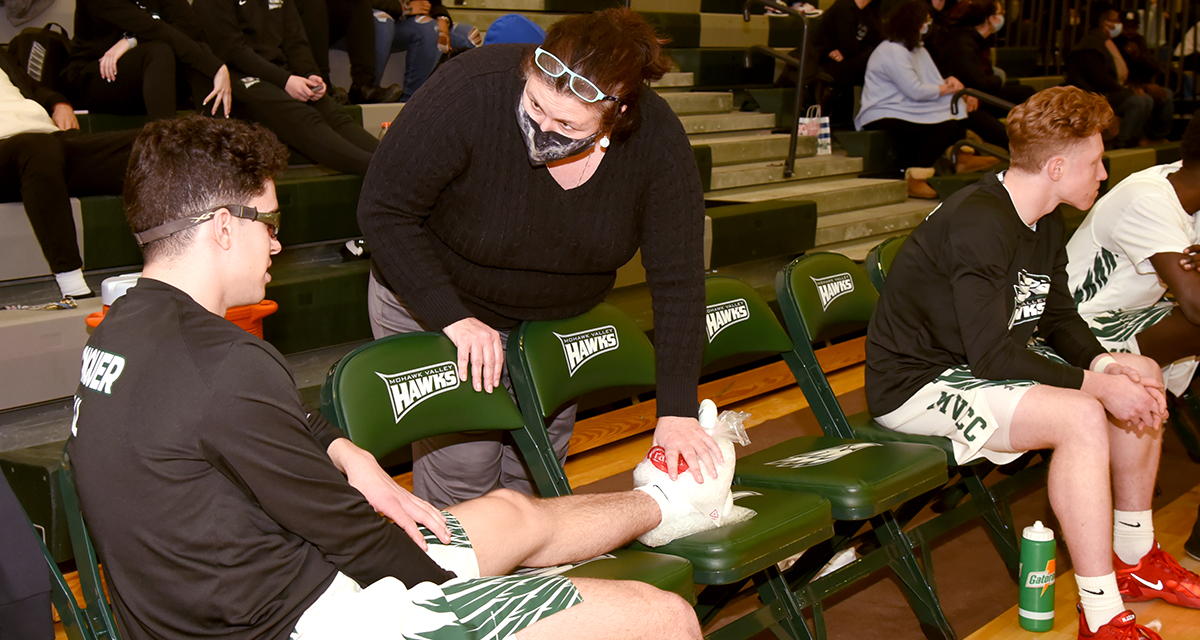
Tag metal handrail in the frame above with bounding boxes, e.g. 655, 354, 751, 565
742, 0, 812, 178
949, 88, 1017, 115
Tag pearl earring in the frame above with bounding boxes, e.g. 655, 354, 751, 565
600, 135, 610, 149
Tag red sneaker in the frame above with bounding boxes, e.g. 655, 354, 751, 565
1115, 541, 1200, 608
1078, 608, 1162, 640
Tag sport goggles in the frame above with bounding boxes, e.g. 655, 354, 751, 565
133, 204, 281, 247
533, 47, 619, 104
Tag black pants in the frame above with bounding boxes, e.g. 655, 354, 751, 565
65, 41, 178, 120
0, 129, 136, 274
234, 78, 377, 175
864, 117, 966, 171
296, 0, 377, 88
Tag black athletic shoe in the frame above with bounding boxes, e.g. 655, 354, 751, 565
349, 83, 403, 104
329, 86, 350, 105
1186, 504, 1200, 561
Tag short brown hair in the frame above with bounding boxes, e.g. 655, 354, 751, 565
521, 8, 671, 144
1006, 87, 1113, 173
124, 116, 289, 263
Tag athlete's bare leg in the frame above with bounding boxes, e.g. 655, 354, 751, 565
445, 489, 661, 575
1009, 385, 1115, 576
1007, 353, 1163, 576
514, 577, 702, 640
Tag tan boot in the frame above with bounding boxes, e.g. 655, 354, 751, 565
954, 151, 1001, 174
906, 167, 938, 199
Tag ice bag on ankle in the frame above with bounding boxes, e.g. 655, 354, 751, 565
634, 399, 756, 547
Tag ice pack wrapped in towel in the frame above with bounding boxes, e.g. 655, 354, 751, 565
634, 399, 756, 547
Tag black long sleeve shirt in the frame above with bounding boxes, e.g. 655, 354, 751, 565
866, 173, 1106, 416
358, 44, 706, 418
935, 27, 1004, 94
193, 0, 319, 88
68, 279, 453, 640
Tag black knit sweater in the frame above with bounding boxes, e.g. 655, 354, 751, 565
358, 44, 706, 418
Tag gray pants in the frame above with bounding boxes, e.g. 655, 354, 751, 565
367, 274, 576, 508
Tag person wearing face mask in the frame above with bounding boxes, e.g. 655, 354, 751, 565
855, 0, 998, 198
357, 8, 717, 509
934, 0, 1036, 147
1066, 2, 1172, 148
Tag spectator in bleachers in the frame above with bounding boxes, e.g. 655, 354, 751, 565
935, 0, 1034, 147
867, 86, 1200, 639
371, 0, 481, 100
2, 47, 135, 300
63, 0, 233, 120
68, 114, 703, 640
813, 0, 884, 126
855, 0, 998, 198
1065, 111, 1200, 456
481, 13, 546, 46
922, 0, 957, 60
1065, 2, 1172, 148
358, 8, 719, 508
294, 0, 403, 104
193, 0, 380, 175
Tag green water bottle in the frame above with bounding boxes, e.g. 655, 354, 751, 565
1019, 520, 1056, 632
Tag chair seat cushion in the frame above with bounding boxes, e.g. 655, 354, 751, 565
846, 411, 962, 465
559, 549, 697, 604
629, 487, 833, 585
734, 435, 948, 520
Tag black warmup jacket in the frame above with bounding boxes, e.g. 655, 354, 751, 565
67, 280, 453, 640
866, 173, 1107, 416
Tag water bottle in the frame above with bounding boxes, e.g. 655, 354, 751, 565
1019, 520, 1056, 632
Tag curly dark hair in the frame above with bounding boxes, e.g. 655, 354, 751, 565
520, 7, 671, 144
883, 0, 931, 51
1007, 86, 1113, 173
124, 115, 289, 263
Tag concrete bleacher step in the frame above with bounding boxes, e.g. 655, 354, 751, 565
659, 91, 734, 115
677, 111, 777, 135
691, 132, 801, 166
651, 72, 695, 89
813, 200, 935, 252
709, 154, 862, 190
707, 176, 908, 214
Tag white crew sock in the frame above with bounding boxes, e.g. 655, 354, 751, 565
1077, 573, 1125, 632
54, 269, 91, 297
634, 483, 695, 529
1113, 509, 1154, 565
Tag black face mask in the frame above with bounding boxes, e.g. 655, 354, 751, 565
515, 100, 597, 166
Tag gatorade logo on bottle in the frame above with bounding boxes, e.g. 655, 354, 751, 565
1024, 559, 1056, 596
647, 446, 688, 474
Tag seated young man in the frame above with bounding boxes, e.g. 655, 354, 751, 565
67, 115, 702, 640
865, 86, 1200, 640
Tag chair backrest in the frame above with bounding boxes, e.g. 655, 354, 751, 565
701, 276, 794, 368
775, 253, 879, 439
320, 332, 525, 461
59, 449, 122, 640
864, 235, 908, 292
507, 302, 657, 497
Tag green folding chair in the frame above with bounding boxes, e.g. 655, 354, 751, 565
507, 302, 837, 640
319, 331, 696, 604
59, 450, 122, 640
777, 252, 1046, 585
864, 234, 907, 293
703, 276, 955, 640
13, 491, 95, 640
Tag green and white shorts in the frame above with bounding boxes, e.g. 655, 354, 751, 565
291, 513, 583, 640
1084, 302, 1199, 397
875, 345, 1070, 465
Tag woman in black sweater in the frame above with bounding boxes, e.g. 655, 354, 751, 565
358, 8, 717, 508
64, 0, 231, 119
